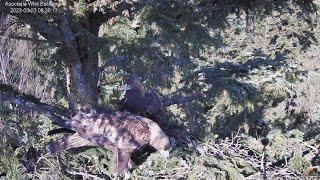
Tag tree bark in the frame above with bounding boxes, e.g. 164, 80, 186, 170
65, 65, 78, 111
58, 8, 99, 110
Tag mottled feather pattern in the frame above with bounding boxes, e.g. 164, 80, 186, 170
47, 132, 96, 153
48, 110, 171, 174
71, 114, 120, 147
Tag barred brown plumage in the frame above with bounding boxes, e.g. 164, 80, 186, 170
47, 110, 171, 174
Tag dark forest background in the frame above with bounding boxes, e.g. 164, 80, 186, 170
0, 0, 319, 179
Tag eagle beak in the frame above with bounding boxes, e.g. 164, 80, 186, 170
159, 149, 170, 159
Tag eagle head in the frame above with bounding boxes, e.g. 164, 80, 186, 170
141, 118, 172, 158
122, 76, 146, 92
151, 133, 171, 159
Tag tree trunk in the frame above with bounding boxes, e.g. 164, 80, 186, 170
1, 0, 132, 113
64, 49, 99, 111
63, 15, 100, 111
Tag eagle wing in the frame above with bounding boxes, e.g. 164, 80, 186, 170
121, 87, 162, 119
70, 113, 120, 147
118, 115, 150, 149
121, 89, 146, 114
144, 91, 162, 116
47, 132, 97, 154
70, 113, 150, 152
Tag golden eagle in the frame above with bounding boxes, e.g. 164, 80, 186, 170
119, 77, 163, 119
47, 110, 171, 174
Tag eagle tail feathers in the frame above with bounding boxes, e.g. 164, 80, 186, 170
47, 133, 96, 154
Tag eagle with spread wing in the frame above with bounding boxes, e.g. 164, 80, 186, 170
47, 110, 171, 174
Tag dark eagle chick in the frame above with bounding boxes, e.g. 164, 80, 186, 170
47, 111, 171, 174
119, 77, 163, 119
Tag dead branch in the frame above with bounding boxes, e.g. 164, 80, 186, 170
202, 134, 307, 180
0, 83, 72, 127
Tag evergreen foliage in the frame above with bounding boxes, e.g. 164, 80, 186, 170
0, 0, 319, 179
